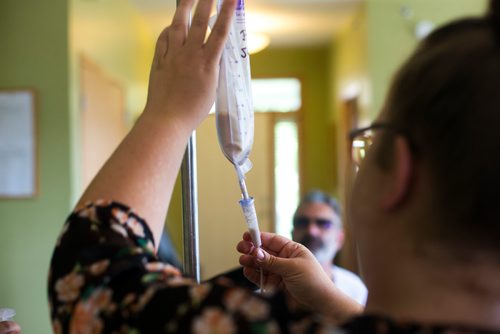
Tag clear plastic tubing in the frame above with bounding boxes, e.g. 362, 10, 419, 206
239, 197, 261, 248
238, 187, 264, 292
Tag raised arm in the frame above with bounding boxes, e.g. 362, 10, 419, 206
49, 1, 358, 332
76, 0, 236, 246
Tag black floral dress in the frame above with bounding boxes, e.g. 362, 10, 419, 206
48, 201, 499, 333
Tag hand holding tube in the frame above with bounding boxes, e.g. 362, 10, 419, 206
237, 232, 364, 324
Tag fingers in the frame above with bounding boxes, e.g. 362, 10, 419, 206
242, 231, 252, 242
205, 0, 237, 63
243, 266, 282, 291
153, 28, 169, 68
240, 245, 281, 275
249, 247, 276, 271
158, 0, 235, 66
169, 0, 195, 47
243, 266, 261, 285
0, 321, 21, 334
187, 0, 215, 44
238, 232, 301, 260
237, 233, 254, 253
254, 232, 298, 257
239, 253, 257, 268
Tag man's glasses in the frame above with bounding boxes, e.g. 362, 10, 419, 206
349, 122, 409, 167
293, 216, 334, 230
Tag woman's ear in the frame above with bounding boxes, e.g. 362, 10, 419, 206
380, 135, 414, 210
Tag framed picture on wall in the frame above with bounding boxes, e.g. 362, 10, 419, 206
0, 89, 38, 199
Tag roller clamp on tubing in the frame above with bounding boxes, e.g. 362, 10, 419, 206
239, 197, 262, 248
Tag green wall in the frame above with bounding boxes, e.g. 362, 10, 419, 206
329, 0, 488, 187
0, 0, 71, 333
0, 1, 489, 332
367, 0, 487, 117
328, 0, 486, 271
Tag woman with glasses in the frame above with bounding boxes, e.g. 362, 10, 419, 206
49, 0, 500, 332
240, 1, 500, 331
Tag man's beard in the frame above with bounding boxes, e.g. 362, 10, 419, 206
298, 235, 335, 264
299, 235, 325, 254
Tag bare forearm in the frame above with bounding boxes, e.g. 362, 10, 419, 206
76, 108, 192, 246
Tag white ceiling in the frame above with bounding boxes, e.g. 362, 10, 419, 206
129, 0, 363, 47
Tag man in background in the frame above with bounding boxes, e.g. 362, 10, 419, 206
292, 190, 367, 305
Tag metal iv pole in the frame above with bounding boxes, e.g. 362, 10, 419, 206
181, 134, 200, 283
177, 0, 201, 283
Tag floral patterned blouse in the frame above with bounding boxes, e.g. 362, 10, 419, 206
48, 201, 499, 333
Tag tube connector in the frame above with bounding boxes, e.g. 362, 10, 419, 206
239, 197, 262, 248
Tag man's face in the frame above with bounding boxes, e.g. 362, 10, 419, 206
292, 202, 344, 264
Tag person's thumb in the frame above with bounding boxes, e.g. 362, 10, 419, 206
252, 247, 289, 275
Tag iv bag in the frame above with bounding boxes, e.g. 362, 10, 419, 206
213, 0, 265, 287
215, 0, 254, 179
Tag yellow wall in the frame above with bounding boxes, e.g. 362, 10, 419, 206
252, 47, 335, 195
331, 0, 488, 196
166, 47, 336, 270
328, 3, 369, 272
71, 0, 154, 117
332, 3, 369, 121
195, 114, 274, 279
329, 0, 486, 271
0, 1, 71, 332
330, 2, 369, 199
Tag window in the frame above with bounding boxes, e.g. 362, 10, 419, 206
209, 77, 302, 238
252, 78, 302, 113
251, 78, 301, 239
274, 118, 299, 239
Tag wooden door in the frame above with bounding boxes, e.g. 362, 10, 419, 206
80, 57, 127, 190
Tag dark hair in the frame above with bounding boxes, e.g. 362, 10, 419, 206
378, 0, 500, 251
489, 0, 500, 42
295, 190, 342, 221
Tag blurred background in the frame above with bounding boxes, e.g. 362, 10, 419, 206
0, 0, 487, 332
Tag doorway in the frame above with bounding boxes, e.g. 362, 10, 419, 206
195, 78, 302, 279
80, 56, 128, 190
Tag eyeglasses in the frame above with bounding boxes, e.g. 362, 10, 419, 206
293, 216, 334, 230
349, 122, 409, 167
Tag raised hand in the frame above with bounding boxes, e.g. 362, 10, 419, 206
145, 0, 237, 132
76, 0, 237, 245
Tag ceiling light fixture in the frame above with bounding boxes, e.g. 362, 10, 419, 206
248, 32, 271, 55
